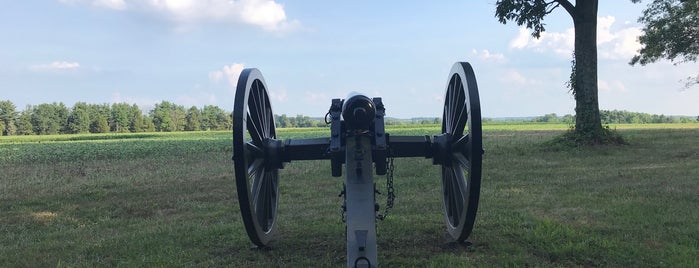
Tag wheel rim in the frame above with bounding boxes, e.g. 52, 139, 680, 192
233, 68, 279, 246
440, 62, 482, 241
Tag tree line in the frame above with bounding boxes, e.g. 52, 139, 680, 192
2, 99, 696, 136
0, 100, 234, 135
531, 110, 699, 124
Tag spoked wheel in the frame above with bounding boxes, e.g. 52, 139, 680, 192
233, 68, 280, 247
439, 62, 483, 242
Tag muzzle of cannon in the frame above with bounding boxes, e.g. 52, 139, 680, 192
342, 93, 376, 131
232, 62, 483, 268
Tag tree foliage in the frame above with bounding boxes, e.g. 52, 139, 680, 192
0, 100, 18, 135
185, 106, 202, 131
495, 0, 570, 38
68, 102, 91, 134
630, 0, 699, 87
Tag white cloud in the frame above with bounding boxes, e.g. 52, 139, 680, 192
58, 0, 299, 32
505, 69, 539, 85
509, 16, 642, 59
509, 27, 574, 57
610, 27, 643, 59
471, 49, 506, 63
597, 16, 616, 45
30, 61, 81, 71
209, 63, 245, 91
598, 79, 628, 93
110, 92, 158, 111
175, 92, 218, 108
305, 92, 328, 103
59, 0, 126, 10
269, 89, 288, 102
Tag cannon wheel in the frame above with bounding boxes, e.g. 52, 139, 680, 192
440, 62, 482, 242
233, 68, 279, 247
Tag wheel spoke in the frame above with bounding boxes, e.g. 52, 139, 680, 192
449, 166, 464, 225
452, 134, 470, 153
250, 166, 266, 205
247, 158, 264, 175
452, 152, 471, 170
446, 79, 456, 133
247, 113, 264, 144
257, 171, 270, 230
450, 78, 460, 135
455, 90, 467, 136
246, 142, 264, 159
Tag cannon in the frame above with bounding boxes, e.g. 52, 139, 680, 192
232, 62, 483, 267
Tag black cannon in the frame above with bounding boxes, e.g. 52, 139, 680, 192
232, 62, 483, 267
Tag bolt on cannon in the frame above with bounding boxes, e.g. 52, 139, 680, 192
232, 62, 483, 268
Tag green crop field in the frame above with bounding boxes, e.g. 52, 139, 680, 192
1, 123, 698, 267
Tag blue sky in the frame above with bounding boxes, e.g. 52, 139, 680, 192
1, 1, 697, 118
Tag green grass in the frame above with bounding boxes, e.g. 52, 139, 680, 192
1, 125, 698, 267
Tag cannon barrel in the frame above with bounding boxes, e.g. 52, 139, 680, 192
342, 93, 376, 131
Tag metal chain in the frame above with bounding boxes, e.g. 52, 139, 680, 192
377, 155, 395, 221
339, 184, 346, 223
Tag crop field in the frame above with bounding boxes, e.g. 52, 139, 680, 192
1, 123, 698, 267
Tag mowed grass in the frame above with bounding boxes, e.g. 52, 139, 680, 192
1, 123, 698, 267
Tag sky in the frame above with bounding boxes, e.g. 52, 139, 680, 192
1, 1, 697, 118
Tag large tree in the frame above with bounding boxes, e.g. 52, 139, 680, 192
0, 100, 18, 135
185, 106, 202, 131
31, 102, 69, 135
68, 102, 91, 134
630, 0, 698, 87
110, 103, 132, 133
16, 109, 34, 135
496, 0, 610, 143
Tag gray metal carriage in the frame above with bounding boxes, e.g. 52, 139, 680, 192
232, 62, 483, 267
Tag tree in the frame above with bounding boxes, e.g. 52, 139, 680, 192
185, 106, 202, 131
68, 102, 91, 134
169, 105, 186, 131
128, 104, 144, 133
31, 102, 69, 135
15, 109, 34, 135
630, 0, 699, 87
150, 101, 186, 132
496, 0, 615, 144
201, 105, 230, 131
110, 103, 131, 133
0, 100, 18, 135
88, 104, 110, 133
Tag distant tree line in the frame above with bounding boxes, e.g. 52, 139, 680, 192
2, 100, 696, 136
532, 110, 699, 124
0, 100, 233, 135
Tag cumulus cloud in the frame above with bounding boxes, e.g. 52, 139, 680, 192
30, 61, 81, 71
599, 79, 628, 93
471, 49, 506, 63
509, 16, 642, 60
505, 69, 541, 85
209, 63, 246, 91
58, 0, 300, 32
175, 91, 218, 107
269, 89, 288, 102
110, 92, 158, 111
510, 27, 574, 57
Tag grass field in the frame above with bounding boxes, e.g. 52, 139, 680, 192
1, 123, 698, 267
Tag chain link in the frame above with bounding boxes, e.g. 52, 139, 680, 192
377, 155, 395, 221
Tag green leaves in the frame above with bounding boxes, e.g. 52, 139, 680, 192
495, 0, 571, 38
631, 0, 699, 65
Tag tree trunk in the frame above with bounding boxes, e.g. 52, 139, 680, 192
572, 0, 604, 141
